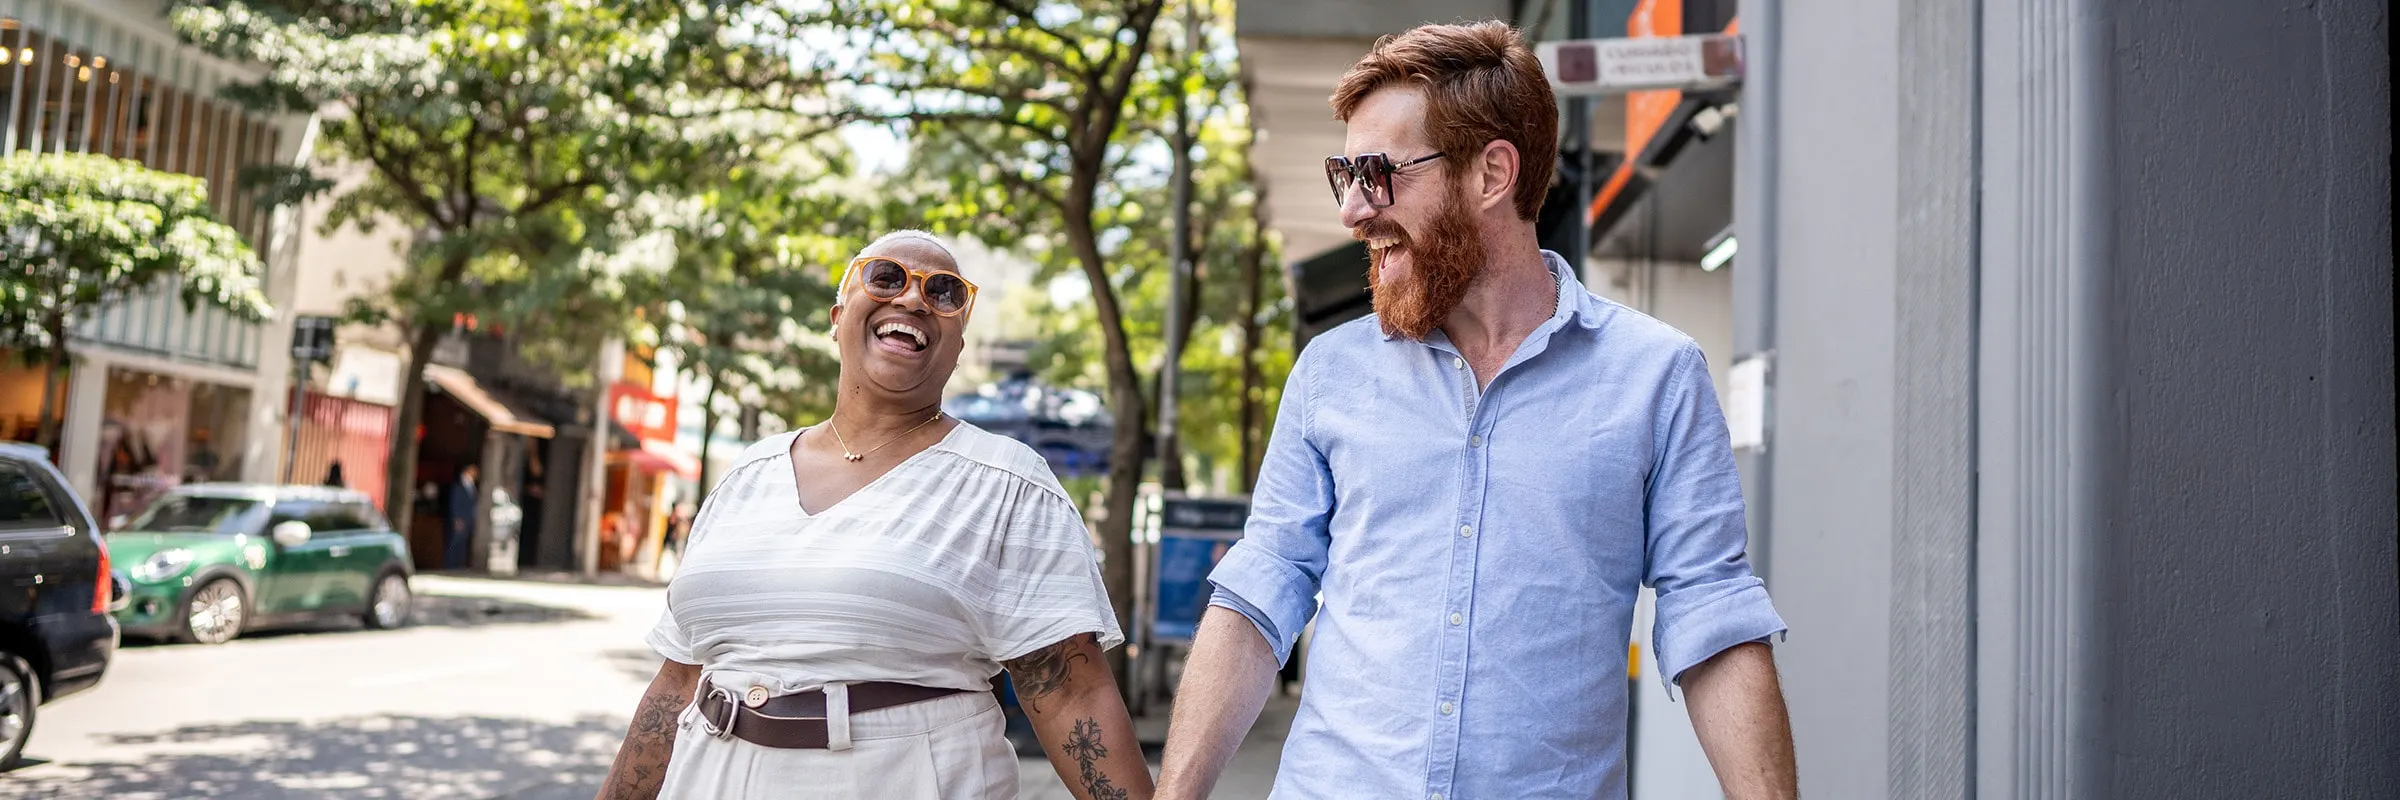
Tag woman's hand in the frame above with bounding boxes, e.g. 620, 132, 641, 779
1006, 634, 1155, 800
596, 659, 700, 800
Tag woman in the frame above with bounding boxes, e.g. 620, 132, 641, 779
597, 231, 1151, 800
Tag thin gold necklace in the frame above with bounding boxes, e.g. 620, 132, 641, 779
827, 411, 943, 462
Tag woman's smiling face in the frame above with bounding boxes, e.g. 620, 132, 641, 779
831, 236, 972, 401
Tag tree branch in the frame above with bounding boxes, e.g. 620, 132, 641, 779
983, 0, 1098, 72
946, 132, 1067, 211
840, 107, 1068, 143
1080, 0, 1167, 166
882, 13, 1089, 80
349, 96, 453, 228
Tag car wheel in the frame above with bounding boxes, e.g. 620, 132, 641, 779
182, 578, 247, 645
364, 571, 412, 630
0, 652, 36, 771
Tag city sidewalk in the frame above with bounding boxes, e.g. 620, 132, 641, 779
1017, 689, 1299, 798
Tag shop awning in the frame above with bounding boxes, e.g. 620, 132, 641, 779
612, 438, 700, 480
423, 365, 556, 438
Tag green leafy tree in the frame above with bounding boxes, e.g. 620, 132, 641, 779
648, 162, 861, 490
0, 152, 270, 450
173, 0, 789, 534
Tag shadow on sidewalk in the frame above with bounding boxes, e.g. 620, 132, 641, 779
409, 590, 605, 629
2, 714, 626, 799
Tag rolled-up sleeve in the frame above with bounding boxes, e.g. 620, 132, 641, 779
1206, 349, 1332, 666
1645, 343, 1787, 694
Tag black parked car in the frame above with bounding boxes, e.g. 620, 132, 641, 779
0, 443, 119, 770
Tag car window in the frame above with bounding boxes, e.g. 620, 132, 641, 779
127, 495, 267, 535
342, 503, 391, 532
0, 460, 63, 529
266, 500, 320, 530
303, 503, 368, 533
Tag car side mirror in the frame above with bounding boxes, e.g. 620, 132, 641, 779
271, 520, 313, 548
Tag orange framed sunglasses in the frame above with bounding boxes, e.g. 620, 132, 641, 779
839, 256, 980, 317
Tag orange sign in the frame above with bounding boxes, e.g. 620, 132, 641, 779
1589, 3, 1739, 226
1623, 0, 1686, 161
609, 383, 679, 443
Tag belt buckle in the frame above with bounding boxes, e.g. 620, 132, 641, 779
699, 685, 740, 740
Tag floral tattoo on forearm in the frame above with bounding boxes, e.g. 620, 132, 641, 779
1063, 718, 1131, 800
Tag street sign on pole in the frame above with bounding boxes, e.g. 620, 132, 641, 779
1537, 34, 1746, 96
290, 315, 338, 362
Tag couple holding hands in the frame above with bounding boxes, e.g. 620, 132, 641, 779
598, 21, 1795, 800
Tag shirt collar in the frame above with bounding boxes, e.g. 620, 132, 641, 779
1381, 249, 1602, 344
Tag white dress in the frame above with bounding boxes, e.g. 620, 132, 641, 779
647, 424, 1124, 799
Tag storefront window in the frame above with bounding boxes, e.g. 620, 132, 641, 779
94, 367, 250, 527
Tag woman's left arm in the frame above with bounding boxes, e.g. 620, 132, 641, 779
1007, 633, 1154, 800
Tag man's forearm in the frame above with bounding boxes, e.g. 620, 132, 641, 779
1680, 642, 1799, 799
1157, 606, 1282, 800
596, 660, 700, 800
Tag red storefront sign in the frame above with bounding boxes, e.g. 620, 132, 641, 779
609, 383, 678, 443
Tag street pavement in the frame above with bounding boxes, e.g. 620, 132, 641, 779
0, 575, 1289, 799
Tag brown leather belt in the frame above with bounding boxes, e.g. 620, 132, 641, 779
695, 681, 970, 749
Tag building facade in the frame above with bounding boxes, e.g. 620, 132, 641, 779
2, 0, 308, 524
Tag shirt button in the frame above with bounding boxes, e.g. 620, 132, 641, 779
1433, 794, 1445, 800
1459, 525, 1474, 538
1449, 612, 1464, 626
1452, 356, 1465, 370
1470, 435, 1484, 448
1440, 701, 1455, 716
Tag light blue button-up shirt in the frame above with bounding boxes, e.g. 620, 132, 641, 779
1207, 250, 1786, 800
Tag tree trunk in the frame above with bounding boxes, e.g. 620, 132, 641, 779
696, 364, 721, 495
1238, 201, 1268, 492
34, 327, 66, 456
1066, 197, 1147, 689
384, 323, 443, 540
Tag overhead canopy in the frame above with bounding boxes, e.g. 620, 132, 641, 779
423, 365, 556, 439
611, 438, 700, 480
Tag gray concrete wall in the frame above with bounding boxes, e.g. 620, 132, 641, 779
1888, 0, 1979, 797
1759, 0, 1901, 797
2100, 1, 2397, 796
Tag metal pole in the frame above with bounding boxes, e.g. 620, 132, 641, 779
1561, 0, 1594, 278
282, 345, 304, 484
1156, 0, 1198, 490
1731, 0, 1780, 577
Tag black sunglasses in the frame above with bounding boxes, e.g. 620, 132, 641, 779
1324, 152, 1445, 208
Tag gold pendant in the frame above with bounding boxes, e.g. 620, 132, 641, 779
844, 453, 863, 462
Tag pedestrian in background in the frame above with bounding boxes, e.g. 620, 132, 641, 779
444, 463, 477, 570
1158, 22, 1798, 800
596, 231, 1152, 800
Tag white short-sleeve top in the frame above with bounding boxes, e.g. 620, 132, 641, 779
646, 423, 1124, 694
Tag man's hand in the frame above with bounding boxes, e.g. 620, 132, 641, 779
1680, 641, 1799, 799
1156, 607, 1282, 800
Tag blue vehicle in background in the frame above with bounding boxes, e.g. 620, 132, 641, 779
945, 375, 1114, 478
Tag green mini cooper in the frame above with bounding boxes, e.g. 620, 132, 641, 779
108, 485, 414, 645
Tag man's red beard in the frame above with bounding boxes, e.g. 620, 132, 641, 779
1362, 179, 1483, 341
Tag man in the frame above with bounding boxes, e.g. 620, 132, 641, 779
1157, 22, 1798, 800
445, 463, 478, 570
